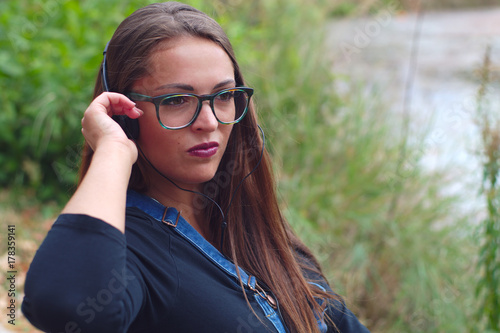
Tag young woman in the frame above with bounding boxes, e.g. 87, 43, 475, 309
22, 2, 370, 332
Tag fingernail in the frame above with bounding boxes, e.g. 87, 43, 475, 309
133, 107, 143, 115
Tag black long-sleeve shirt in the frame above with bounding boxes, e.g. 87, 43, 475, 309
22, 190, 370, 332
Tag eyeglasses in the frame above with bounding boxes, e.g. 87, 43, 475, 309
127, 87, 254, 130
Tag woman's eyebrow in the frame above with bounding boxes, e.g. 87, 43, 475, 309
154, 79, 236, 92
213, 79, 236, 89
154, 83, 194, 92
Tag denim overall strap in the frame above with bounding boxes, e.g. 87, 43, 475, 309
126, 190, 287, 333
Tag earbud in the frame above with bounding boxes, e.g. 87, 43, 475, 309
102, 42, 140, 140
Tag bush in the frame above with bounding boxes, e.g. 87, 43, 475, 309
0, 0, 151, 201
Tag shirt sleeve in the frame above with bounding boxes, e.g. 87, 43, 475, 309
22, 214, 145, 333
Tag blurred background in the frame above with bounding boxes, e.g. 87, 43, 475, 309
1, 0, 499, 332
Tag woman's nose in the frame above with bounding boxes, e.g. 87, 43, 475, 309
191, 101, 218, 132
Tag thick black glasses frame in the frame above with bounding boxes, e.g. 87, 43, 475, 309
127, 87, 254, 130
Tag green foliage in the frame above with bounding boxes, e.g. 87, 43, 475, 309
0, 0, 151, 201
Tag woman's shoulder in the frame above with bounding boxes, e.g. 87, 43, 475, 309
123, 206, 177, 255
124, 206, 178, 240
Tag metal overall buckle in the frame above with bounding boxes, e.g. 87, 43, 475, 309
247, 276, 277, 309
161, 207, 180, 227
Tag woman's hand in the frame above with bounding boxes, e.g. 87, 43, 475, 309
62, 92, 143, 232
81, 92, 143, 163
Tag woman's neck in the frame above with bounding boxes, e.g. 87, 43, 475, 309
144, 180, 210, 240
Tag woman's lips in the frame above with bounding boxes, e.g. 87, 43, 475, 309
187, 142, 219, 158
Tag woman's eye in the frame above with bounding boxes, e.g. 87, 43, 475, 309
217, 91, 234, 102
163, 96, 187, 106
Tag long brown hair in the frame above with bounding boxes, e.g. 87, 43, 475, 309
79, 2, 337, 332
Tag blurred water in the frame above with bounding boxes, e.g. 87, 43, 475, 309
326, 7, 500, 218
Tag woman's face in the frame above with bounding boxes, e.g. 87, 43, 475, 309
132, 36, 236, 190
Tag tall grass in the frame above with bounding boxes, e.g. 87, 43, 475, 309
474, 45, 500, 332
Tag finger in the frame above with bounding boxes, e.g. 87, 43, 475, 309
100, 93, 144, 119
90, 92, 137, 116
125, 106, 144, 119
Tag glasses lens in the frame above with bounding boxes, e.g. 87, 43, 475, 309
157, 89, 250, 129
214, 89, 249, 124
158, 94, 198, 128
